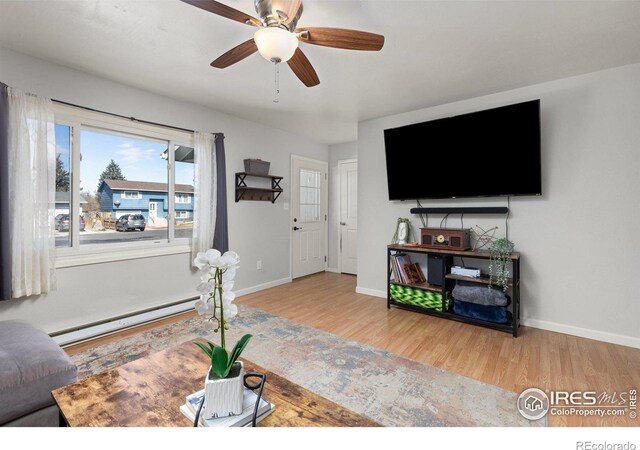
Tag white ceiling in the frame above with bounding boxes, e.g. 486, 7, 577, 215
2, 1, 640, 144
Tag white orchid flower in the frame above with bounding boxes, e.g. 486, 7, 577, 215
193, 249, 223, 270
196, 280, 215, 294
219, 251, 240, 268
223, 302, 238, 319
205, 249, 223, 266
222, 292, 238, 318
195, 297, 214, 316
222, 266, 236, 282
222, 290, 236, 304
194, 249, 242, 346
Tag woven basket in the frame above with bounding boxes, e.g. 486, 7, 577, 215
389, 284, 450, 311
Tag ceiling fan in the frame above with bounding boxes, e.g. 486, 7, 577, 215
180, 0, 385, 87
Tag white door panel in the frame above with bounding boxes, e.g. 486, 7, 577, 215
292, 156, 328, 279
340, 160, 358, 275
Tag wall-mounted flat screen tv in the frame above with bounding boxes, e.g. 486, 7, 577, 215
383, 100, 542, 200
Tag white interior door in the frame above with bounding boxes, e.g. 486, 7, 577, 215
291, 156, 328, 279
339, 160, 358, 275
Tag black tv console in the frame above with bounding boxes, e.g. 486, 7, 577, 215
387, 245, 521, 337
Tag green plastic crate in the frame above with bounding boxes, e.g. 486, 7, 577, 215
389, 284, 450, 312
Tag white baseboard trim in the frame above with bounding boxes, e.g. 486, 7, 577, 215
53, 277, 293, 347
326, 267, 340, 273
356, 286, 386, 298
355, 285, 639, 348
235, 277, 292, 297
521, 317, 640, 349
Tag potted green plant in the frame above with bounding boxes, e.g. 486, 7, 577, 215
193, 249, 252, 419
488, 238, 514, 292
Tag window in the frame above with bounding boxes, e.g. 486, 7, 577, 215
55, 124, 72, 248
81, 129, 169, 245
53, 104, 195, 266
175, 193, 191, 203
174, 145, 194, 240
123, 191, 142, 199
299, 169, 321, 222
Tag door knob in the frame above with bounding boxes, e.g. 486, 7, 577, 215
340, 222, 346, 226
293, 226, 302, 231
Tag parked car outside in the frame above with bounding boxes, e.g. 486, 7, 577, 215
56, 215, 85, 232
116, 214, 146, 232
55, 214, 65, 228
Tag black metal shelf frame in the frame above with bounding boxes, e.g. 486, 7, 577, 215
235, 172, 283, 203
387, 246, 520, 337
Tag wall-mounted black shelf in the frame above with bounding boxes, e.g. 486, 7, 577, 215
410, 207, 509, 215
235, 172, 283, 203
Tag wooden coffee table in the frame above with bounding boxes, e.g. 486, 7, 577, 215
53, 339, 379, 427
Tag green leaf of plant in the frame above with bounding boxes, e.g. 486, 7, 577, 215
211, 346, 229, 378
228, 334, 252, 367
194, 341, 213, 358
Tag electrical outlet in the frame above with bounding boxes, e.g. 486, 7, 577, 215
257, 260, 262, 270
283, 202, 289, 210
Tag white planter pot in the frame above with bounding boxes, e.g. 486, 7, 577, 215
203, 361, 244, 419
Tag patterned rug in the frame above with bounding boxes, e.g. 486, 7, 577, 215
72, 305, 544, 427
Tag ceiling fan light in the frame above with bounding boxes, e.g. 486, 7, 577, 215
254, 27, 299, 63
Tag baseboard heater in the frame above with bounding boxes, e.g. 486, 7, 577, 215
51, 297, 198, 347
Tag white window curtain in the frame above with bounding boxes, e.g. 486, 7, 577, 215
7, 88, 56, 298
191, 131, 217, 262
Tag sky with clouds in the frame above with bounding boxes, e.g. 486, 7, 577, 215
55, 125, 194, 194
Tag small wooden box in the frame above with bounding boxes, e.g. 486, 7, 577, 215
420, 228, 471, 251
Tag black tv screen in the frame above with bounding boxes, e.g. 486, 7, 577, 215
384, 100, 541, 200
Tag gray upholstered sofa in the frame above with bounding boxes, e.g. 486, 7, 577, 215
0, 320, 77, 426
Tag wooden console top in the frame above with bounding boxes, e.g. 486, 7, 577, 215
388, 244, 520, 260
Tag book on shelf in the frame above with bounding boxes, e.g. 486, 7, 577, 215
180, 388, 274, 427
390, 255, 401, 282
390, 253, 413, 284
403, 262, 426, 284
390, 253, 427, 285
390, 254, 403, 283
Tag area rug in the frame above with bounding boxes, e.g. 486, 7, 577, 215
72, 305, 544, 427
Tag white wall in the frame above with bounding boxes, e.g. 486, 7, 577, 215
0, 48, 328, 333
327, 142, 358, 270
357, 63, 640, 347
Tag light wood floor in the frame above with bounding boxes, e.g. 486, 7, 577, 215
67, 272, 640, 427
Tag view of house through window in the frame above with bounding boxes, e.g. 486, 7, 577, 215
53, 120, 195, 248
55, 124, 72, 248
78, 129, 170, 244
173, 144, 195, 240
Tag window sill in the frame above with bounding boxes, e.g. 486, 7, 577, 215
56, 242, 192, 268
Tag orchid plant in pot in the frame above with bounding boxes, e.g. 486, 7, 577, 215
193, 249, 251, 419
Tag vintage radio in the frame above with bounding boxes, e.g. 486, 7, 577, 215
420, 228, 471, 251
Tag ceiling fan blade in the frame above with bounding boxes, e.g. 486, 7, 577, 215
287, 47, 320, 87
296, 27, 385, 51
274, 0, 302, 27
211, 39, 258, 68
181, 0, 262, 27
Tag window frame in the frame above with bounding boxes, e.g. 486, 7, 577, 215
53, 104, 195, 268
